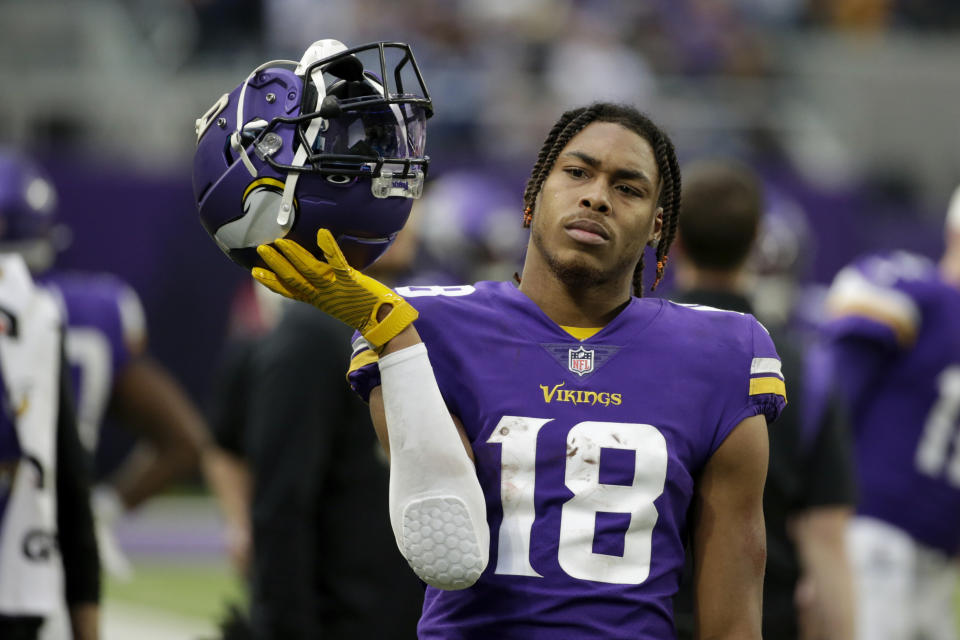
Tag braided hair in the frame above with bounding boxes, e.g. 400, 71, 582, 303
521, 103, 681, 296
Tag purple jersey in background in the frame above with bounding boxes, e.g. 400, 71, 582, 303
39, 271, 146, 452
350, 281, 785, 639
825, 251, 960, 555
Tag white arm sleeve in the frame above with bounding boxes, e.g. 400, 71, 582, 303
379, 342, 489, 590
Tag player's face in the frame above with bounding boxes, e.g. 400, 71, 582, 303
529, 121, 663, 291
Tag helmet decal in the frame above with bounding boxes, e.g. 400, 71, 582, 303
213, 177, 297, 254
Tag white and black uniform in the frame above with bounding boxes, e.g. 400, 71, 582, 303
0, 255, 99, 639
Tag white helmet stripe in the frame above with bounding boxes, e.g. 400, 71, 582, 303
279, 40, 349, 226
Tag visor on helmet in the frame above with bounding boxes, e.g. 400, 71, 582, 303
310, 102, 427, 161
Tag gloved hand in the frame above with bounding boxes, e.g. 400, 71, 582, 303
252, 229, 418, 350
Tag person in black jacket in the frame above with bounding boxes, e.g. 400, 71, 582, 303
671, 159, 856, 640
206, 234, 424, 639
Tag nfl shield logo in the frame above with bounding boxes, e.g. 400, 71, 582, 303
568, 346, 594, 376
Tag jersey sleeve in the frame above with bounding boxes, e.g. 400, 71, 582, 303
745, 318, 788, 424
44, 272, 149, 375
713, 316, 787, 453
823, 257, 923, 350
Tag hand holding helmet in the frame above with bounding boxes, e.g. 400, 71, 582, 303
253, 229, 418, 350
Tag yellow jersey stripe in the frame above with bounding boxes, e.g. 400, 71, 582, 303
560, 325, 603, 341
749, 376, 787, 399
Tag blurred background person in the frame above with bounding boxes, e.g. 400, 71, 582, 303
0, 150, 210, 588
0, 224, 100, 639
671, 159, 856, 640
822, 185, 960, 640
414, 170, 527, 285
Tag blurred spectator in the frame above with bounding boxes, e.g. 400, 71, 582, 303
671, 159, 856, 640
544, 8, 657, 111
822, 185, 960, 640
415, 171, 526, 285
0, 249, 100, 640
188, 0, 264, 59
808, 0, 893, 30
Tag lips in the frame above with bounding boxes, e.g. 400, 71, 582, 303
564, 218, 610, 245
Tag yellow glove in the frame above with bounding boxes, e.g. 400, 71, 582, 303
252, 229, 418, 350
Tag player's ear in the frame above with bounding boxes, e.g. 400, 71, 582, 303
647, 207, 663, 247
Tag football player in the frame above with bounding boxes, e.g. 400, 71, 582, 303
0, 150, 209, 581
251, 102, 786, 638
822, 186, 960, 640
0, 250, 100, 640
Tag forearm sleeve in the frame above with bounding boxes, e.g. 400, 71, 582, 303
379, 342, 489, 590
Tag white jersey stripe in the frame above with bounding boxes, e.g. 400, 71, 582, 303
751, 357, 783, 377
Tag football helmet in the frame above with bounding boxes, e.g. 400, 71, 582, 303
0, 150, 60, 273
193, 39, 432, 271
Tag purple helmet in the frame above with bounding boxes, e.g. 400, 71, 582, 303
0, 150, 60, 272
193, 39, 432, 271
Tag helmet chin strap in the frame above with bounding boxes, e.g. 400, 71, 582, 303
277, 39, 349, 228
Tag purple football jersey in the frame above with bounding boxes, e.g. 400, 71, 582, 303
39, 271, 146, 451
825, 251, 960, 555
350, 281, 785, 639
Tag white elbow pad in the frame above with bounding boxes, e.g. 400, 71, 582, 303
379, 342, 489, 590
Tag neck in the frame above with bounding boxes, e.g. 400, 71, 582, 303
674, 260, 747, 295
518, 255, 633, 327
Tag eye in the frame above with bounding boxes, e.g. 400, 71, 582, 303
617, 184, 644, 198
564, 166, 587, 179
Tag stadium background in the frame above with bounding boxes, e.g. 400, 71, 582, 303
2, 0, 960, 636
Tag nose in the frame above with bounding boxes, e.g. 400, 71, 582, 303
579, 183, 611, 214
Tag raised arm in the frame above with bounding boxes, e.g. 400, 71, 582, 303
691, 414, 769, 640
